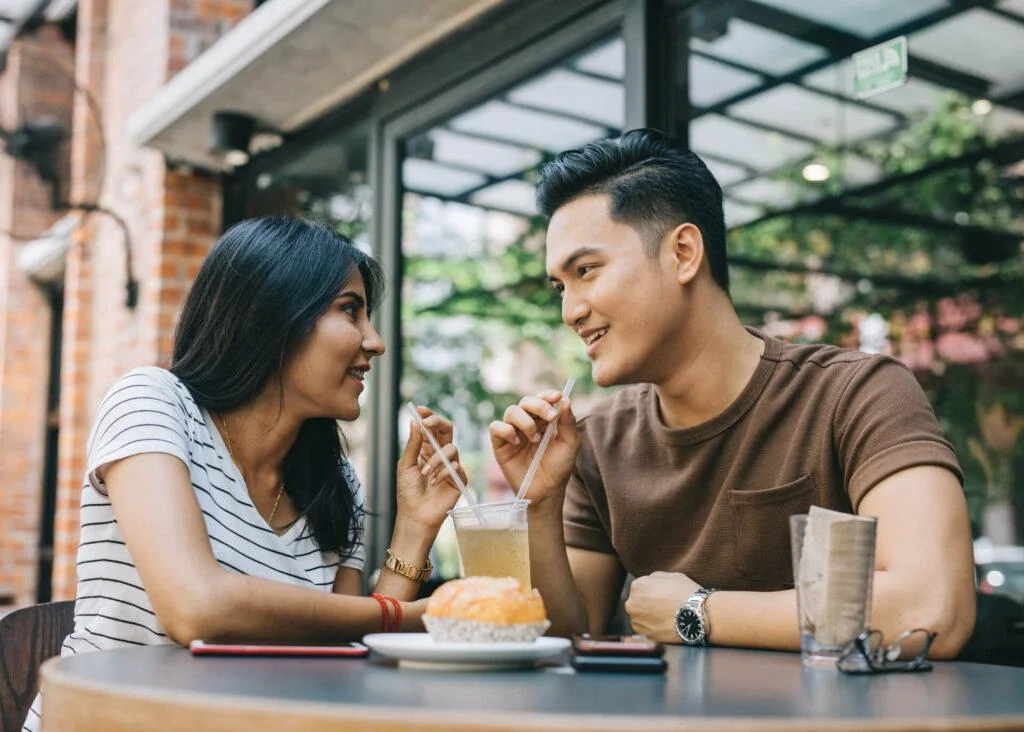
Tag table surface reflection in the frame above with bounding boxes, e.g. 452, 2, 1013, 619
40, 643, 1024, 731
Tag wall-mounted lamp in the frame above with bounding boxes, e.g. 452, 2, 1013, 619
211, 112, 255, 168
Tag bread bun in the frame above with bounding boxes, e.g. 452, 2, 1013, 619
426, 576, 546, 624
423, 577, 549, 642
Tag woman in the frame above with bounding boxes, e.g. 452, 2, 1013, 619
24, 216, 464, 731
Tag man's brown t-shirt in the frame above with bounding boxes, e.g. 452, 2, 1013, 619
563, 330, 963, 591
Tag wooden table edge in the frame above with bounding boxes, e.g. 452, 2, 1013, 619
39, 656, 1024, 732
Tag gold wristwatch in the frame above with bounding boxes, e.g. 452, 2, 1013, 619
383, 549, 433, 582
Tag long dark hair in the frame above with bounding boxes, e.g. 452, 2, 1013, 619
170, 216, 385, 558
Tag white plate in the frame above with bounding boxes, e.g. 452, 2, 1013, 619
362, 633, 570, 669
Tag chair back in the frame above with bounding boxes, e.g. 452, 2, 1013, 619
0, 600, 75, 730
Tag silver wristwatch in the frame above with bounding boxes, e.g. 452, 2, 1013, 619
675, 587, 716, 646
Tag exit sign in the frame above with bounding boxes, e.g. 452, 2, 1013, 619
852, 36, 908, 99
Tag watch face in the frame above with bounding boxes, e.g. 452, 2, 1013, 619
676, 608, 703, 644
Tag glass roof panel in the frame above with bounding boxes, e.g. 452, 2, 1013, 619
703, 157, 750, 186
988, 106, 1024, 137
724, 198, 760, 227
450, 100, 606, 152
468, 179, 538, 217
756, 0, 949, 38
402, 158, 487, 197
691, 114, 815, 171
729, 84, 899, 143
429, 130, 541, 178
691, 55, 764, 108
573, 37, 625, 80
804, 64, 949, 120
692, 18, 827, 76
727, 178, 805, 207
841, 156, 886, 186
910, 9, 1024, 88
507, 68, 623, 129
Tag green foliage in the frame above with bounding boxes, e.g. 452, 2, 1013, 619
401, 211, 593, 483
732, 92, 1024, 532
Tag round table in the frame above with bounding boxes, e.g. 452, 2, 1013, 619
40, 644, 1024, 731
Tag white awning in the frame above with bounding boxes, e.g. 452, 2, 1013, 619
128, 0, 506, 171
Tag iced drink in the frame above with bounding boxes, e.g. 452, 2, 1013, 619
449, 500, 530, 587
790, 509, 877, 667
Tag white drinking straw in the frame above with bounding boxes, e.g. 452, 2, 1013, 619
515, 377, 575, 502
406, 403, 487, 524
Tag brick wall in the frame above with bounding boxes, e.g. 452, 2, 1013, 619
0, 26, 75, 608
43, 0, 251, 601
169, 0, 253, 75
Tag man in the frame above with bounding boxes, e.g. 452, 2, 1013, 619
489, 129, 976, 658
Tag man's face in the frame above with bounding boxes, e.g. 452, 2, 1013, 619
546, 194, 683, 387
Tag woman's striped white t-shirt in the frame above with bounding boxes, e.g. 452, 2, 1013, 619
24, 366, 365, 731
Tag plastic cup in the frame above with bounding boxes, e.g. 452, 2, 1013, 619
449, 500, 530, 587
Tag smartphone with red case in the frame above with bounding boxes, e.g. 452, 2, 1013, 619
189, 640, 369, 657
572, 634, 665, 657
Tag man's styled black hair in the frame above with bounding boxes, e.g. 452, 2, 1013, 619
536, 128, 729, 293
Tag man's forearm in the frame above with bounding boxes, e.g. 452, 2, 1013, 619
528, 501, 588, 636
704, 588, 799, 650
704, 570, 972, 658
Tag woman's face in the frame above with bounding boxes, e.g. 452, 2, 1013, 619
281, 270, 384, 421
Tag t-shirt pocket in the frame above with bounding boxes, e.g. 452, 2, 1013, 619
727, 474, 816, 588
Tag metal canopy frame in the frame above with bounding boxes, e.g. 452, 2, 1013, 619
349, 0, 1024, 244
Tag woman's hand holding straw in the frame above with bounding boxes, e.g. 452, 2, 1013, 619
515, 377, 576, 502
406, 402, 488, 525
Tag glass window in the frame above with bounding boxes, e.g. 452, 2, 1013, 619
398, 35, 624, 579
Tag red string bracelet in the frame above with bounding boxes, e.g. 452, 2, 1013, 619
384, 596, 402, 632
370, 593, 391, 632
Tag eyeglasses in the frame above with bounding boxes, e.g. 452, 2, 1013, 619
837, 628, 937, 674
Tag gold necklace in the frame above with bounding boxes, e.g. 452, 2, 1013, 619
218, 414, 285, 527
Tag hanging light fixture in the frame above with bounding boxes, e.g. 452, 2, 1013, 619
801, 161, 832, 182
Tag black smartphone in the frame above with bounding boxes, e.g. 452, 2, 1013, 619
571, 653, 668, 674
572, 634, 665, 657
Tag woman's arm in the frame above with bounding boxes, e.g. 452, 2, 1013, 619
367, 407, 465, 599
106, 453, 421, 644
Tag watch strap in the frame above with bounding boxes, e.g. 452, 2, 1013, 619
677, 587, 716, 646
383, 548, 433, 582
